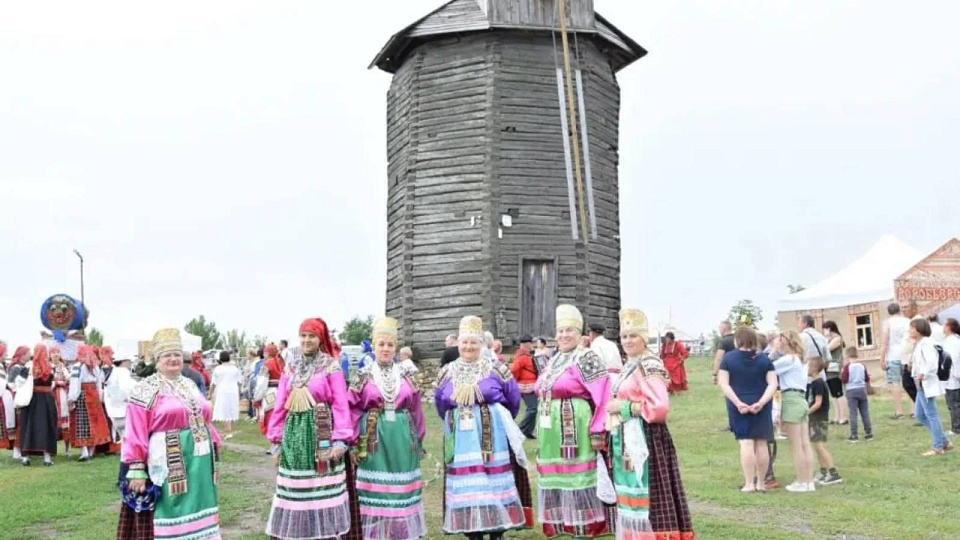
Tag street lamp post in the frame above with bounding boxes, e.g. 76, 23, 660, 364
73, 249, 85, 327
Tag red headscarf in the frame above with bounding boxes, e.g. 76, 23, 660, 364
11, 346, 30, 365
32, 343, 52, 380
264, 343, 279, 358
190, 351, 210, 386
77, 344, 98, 371
299, 318, 336, 356
100, 346, 115, 365
92, 346, 102, 365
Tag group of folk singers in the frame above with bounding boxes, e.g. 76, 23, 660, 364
84, 304, 696, 540
1, 342, 131, 466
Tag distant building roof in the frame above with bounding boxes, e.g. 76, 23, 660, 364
370, 0, 646, 73
778, 235, 924, 312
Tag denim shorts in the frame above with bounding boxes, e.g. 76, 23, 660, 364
886, 360, 903, 384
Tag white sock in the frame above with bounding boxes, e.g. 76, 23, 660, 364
81, 447, 90, 458
12, 447, 21, 459
44, 452, 52, 463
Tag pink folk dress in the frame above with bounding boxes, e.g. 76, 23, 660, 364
609, 355, 694, 540
121, 374, 222, 540
535, 348, 613, 538
348, 362, 426, 540
265, 351, 355, 540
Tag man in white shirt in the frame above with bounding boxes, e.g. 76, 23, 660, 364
879, 303, 911, 419
928, 314, 945, 344
279, 340, 293, 363
941, 318, 960, 436
588, 323, 623, 375
799, 315, 831, 380
898, 301, 925, 410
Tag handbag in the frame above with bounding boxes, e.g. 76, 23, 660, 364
13, 363, 34, 408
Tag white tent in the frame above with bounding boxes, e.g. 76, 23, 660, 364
778, 235, 923, 312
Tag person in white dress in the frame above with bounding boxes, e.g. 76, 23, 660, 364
209, 351, 242, 439
103, 356, 136, 442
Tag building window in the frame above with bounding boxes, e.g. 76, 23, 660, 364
855, 314, 874, 347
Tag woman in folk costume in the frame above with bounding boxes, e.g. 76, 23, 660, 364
50, 344, 73, 452
659, 333, 690, 394
435, 316, 533, 540
266, 317, 355, 540
0, 342, 16, 451
6, 345, 31, 458
191, 351, 211, 389
348, 317, 427, 540
69, 344, 113, 461
537, 304, 613, 538
98, 346, 123, 454
119, 328, 222, 540
607, 309, 694, 540
16, 343, 60, 466
259, 343, 286, 451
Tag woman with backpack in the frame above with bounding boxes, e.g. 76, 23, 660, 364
909, 318, 953, 456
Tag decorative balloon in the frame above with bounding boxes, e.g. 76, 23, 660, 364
40, 294, 87, 342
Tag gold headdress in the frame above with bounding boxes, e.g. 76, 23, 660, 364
556, 304, 584, 333
619, 308, 649, 342
152, 328, 183, 359
458, 316, 484, 342
372, 317, 398, 342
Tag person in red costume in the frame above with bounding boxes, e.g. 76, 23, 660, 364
190, 351, 211, 388
259, 343, 285, 451
660, 332, 690, 394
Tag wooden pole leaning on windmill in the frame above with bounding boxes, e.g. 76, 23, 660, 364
557, 0, 590, 244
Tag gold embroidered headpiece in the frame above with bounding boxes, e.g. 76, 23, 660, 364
152, 328, 183, 359
619, 308, 649, 342
372, 316, 398, 342
556, 304, 584, 333
458, 316, 484, 342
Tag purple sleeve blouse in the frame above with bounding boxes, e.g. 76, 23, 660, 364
434, 370, 521, 419
349, 378, 425, 443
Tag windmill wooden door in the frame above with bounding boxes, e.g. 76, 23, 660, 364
520, 258, 557, 339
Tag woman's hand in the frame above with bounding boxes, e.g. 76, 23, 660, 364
736, 403, 751, 414
749, 402, 763, 414
129, 479, 147, 494
330, 446, 346, 461
273, 450, 281, 468
606, 399, 622, 414
349, 451, 359, 467
590, 437, 606, 451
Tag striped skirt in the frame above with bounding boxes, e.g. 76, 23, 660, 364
538, 397, 612, 538
154, 428, 220, 540
70, 382, 112, 449
355, 410, 426, 540
266, 409, 351, 540
442, 404, 527, 534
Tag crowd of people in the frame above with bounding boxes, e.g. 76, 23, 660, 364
3, 302, 697, 540
711, 302, 960, 495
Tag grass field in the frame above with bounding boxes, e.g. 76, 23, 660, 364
1, 358, 957, 539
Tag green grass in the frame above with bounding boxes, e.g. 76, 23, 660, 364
2, 359, 957, 539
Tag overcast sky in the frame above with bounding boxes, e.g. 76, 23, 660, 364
2, 0, 958, 349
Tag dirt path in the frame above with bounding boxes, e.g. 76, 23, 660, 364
218, 440, 276, 539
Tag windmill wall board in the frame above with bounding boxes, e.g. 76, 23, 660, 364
373, 0, 644, 357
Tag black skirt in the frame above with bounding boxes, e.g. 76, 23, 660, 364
644, 422, 695, 538
19, 377, 59, 456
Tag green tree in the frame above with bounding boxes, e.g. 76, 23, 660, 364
252, 335, 268, 349
223, 329, 248, 353
339, 315, 374, 345
184, 315, 222, 350
728, 299, 763, 328
86, 327, 104, 346
787, 284, 806, 294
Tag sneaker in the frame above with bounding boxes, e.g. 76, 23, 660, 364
807, 482, 817, 492
865, 434, 874, 441
847, 436, 859, 443
922, 449, 945, 457
948, 431, 956, 437
764, 479, 780, 490
820, 473, 843, 485
891, 413, 904, 420
813, 471, 826, 483
785, 482, 810, 493
944, 442, 955, 452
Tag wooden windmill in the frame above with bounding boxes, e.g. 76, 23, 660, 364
371, 0, 645, 357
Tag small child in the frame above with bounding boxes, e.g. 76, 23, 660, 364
807, 357, 842, 485
841, 346, 874, 442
